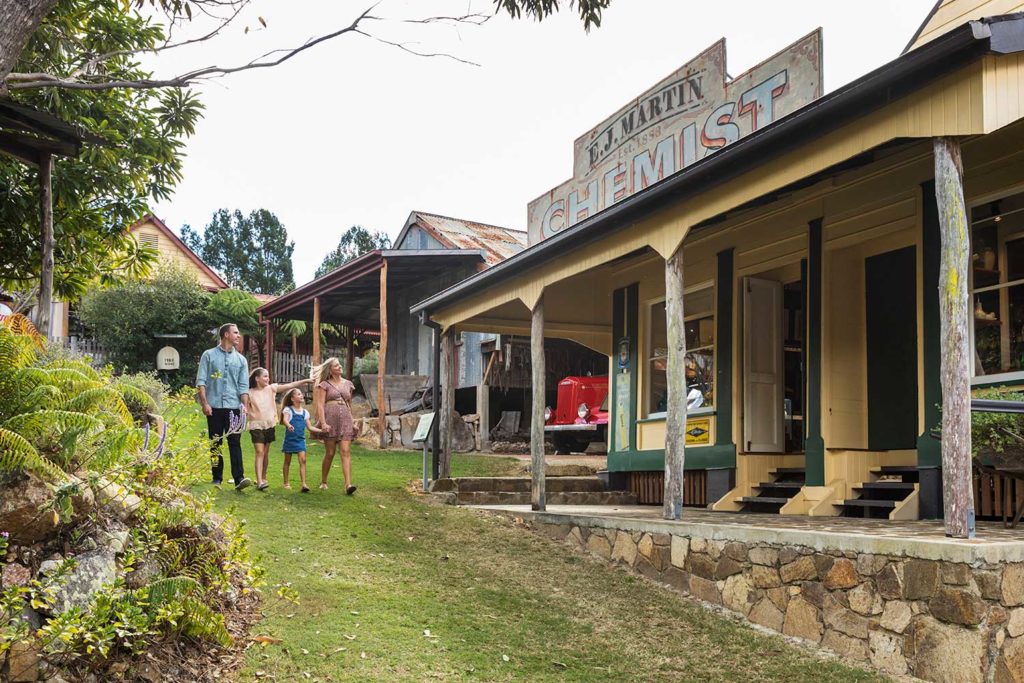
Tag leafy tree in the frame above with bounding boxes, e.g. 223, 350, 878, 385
181, 209, 295, 295
316, 226, 392, 278
0, 0, 202, 300
78, 264, 214, 389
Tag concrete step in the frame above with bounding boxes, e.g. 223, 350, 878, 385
456, 490, 638, 506
450, 476, 607, 494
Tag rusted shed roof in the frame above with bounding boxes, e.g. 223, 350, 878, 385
396, 211, 527, 266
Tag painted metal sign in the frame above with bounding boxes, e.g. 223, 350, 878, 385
527, 30, 823, 244
156, 346, 180, 370
685, 418, 711, 446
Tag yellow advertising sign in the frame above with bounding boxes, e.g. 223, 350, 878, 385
685, 418, 711, 445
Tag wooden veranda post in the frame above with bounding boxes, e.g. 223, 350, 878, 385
531, 295, 546, 511
36, 152, 54, 339
934, 136, 975, 539
345, 325, 355, 381
264, 320, 274, 373
664, 247, 687, 520
439, 329, 455, 478
312, 297, 322, 365
378, 259, 389, 449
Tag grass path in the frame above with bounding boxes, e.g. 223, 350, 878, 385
178, 411, 885, 682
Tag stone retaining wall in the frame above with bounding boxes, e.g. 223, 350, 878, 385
517, 517, 1024, 682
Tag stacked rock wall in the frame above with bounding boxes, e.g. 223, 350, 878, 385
522, 517, 1024, 682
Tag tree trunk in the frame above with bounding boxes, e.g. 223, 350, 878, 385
0, 0, 58, 91
378, 260, 388, 449
664, 247, 687, 520
934, 136, 975, 539
531, 295, 546, 511
36, 153, 53, 339
439, 329, 455, 478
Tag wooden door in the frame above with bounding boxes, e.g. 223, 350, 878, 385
743, 277, 785, 453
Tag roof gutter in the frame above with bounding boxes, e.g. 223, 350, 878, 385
412, 15, 1024, 318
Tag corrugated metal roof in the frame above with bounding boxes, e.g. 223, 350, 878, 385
411, 211, 527, 266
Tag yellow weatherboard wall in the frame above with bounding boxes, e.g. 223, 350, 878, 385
909, 1, 1024, 53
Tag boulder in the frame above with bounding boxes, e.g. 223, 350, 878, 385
912, 616, 987, 683
880, 600, 913, 634
869, 630, 908, 676
749, 598, 785, 631
50, 549, 117, 614
94, 477, 142, 521
783, 597, 822, 643
349, 395, 372, 419
0, 473, 58, 544
823, 558, 858, 590
5, 640, 39, 682
929, 587, 987, 626
125, 556, 162, 590
450, 412, 476, 453
400, 412, 427, 450
1003, 564, 1024, 607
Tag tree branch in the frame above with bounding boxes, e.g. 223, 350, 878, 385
4, 4, 489, 92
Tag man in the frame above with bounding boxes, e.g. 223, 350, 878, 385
196, 323, 252, 490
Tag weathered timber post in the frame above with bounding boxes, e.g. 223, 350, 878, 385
264, 320, 274, 374
345, 325, 355, 381
664, 247, 687, 520
312, 297, 322, 365
531, 294, 546, 511
934, 136, 975, 539
36, 152, 54, 339
439, 329, 455, 478
378, 259, 389, 449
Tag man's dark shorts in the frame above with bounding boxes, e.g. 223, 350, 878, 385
250, 427, 276, 445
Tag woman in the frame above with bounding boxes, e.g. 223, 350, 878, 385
247, 367, 311, 491
312, 356, 357, 494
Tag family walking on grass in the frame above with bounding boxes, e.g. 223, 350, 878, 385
195, 323, 358, 495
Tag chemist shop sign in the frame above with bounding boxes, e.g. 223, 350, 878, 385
527, 30, 823, 244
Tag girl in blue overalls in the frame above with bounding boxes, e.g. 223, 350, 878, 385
280, 388, 323, 493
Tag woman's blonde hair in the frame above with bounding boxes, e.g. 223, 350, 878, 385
310, 356, 342, 385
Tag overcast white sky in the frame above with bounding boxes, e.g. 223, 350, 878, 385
150, 0, 938, 284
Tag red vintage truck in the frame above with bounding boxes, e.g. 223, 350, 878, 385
544, 376, 609, 454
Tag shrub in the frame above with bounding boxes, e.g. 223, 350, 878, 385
971, 388, 1024, 459
117, 370, 169, 416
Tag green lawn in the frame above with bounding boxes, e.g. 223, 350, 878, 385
175, 408, 885, 682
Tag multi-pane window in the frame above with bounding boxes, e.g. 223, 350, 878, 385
972, 191, 1024, 379
647, 286, 714, 416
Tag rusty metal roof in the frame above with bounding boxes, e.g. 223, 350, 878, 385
399, 211, 527, 266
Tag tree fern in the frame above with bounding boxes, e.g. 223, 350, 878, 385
4, 410, 105, 442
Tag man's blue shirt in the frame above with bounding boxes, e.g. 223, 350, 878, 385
196, 344, 249, 409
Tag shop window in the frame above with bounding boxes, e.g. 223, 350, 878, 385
647, 286, 714, 416
971, 190, 1024, 380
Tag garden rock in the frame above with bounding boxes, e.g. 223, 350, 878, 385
51, 549, 117, 613
2, 562, 31, 589
6, 640, 40, 682
94, 478, 142, 521
126, 557, 162, 590
0, 473, 58, 544
400, 412, 427, 449
450, 412, 476, 452
929, 587, 987, 626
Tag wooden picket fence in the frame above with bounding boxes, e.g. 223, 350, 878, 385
273, 351, 313, 383
58, 337, 108, 367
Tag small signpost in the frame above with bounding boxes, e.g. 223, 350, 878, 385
156, 346, 180, 370
413, 412, 436, 492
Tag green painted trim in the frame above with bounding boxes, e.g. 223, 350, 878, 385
627, 283, 639, 451
609, 284, 639, 453
607, 444, 737, 472
805, 219, 825, 486
716, 249, 735, 449
636, 408, 715, 424
918, 180, 943, 468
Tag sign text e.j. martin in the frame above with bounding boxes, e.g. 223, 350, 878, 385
527, 30, 823, 244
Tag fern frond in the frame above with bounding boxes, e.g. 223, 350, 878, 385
144, 576, 201, 608
181, 597, 233, 647
4, 409, 105, 443
113, 383, 158, 415
19, 384, 65, 412
1, 315, 44, 351
45, 358, 101, 381
66, 387, 133, 425
0, 427, 67, 480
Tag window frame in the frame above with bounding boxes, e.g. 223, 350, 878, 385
969, 185, 1024, 385
643, 279, 716, 419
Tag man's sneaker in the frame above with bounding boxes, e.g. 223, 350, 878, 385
212, 480, 223, 487
235, 477, 252, 491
